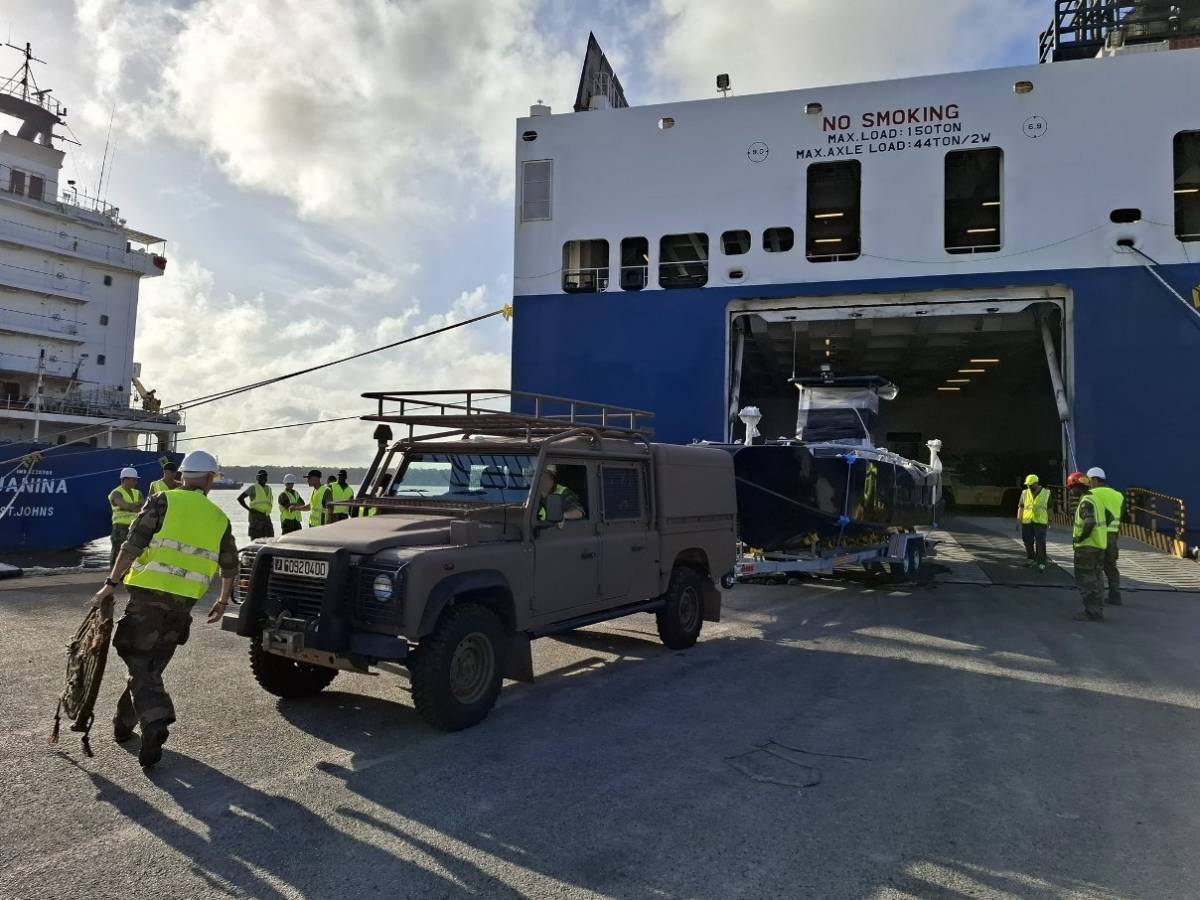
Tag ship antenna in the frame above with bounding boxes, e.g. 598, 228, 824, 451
2, 41, 46, 103
96, 102, 115, 199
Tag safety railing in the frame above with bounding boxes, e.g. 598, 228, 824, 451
561, 266, 609, 293
1039, 0, 1200, 62
1124, 487, 1188, 556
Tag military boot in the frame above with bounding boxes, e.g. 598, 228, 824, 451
139, 723, 169, 768
113, 718, 135, 743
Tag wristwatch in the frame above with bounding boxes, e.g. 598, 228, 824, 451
104, 577, 119, 588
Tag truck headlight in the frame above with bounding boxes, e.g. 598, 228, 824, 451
372, 573, 393, 602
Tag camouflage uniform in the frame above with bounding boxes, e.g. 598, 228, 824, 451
112, 490, 238, 734
1074, 548, 1107, 617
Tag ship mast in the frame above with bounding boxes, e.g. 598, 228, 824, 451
2, 41, 45, 103
32, 350, 46, 443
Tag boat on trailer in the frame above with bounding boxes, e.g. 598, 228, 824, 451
719, 374, 942, 552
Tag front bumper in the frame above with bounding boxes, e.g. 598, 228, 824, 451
222, 610, 410, 664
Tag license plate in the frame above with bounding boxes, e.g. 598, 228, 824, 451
272, 556, 329, 579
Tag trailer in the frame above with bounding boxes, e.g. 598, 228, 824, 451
724, 531, 932, 587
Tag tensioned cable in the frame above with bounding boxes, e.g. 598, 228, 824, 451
1123, 245, 1200, 333
0, 306, 512, 469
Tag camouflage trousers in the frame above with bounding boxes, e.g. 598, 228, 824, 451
1104, 537, 1121, 604
109, 525, 129, 569
1074, 547, 1106, 615
112, 587, 193, 731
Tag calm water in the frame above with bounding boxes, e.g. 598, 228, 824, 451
13, 484, 313, 574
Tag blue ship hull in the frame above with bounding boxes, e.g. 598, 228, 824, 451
511, 262, 1200, 545
0, 443, 181, 553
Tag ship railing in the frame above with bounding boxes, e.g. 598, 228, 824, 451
0, 209, 157, 270
1039, 0, 1200, 63
0, 259, 91, 301
0, 304, 84, 336
619, 264, 648, 290
0, 396, 182, 427
561, 266, 610, 293
1048, 483, 1191, 558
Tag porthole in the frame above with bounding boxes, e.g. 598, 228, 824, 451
522, 130, 538, 142
727, 269, 745, 281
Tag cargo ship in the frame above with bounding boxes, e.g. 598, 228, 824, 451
510, 4, 1200, 543
0, 43, 180, 553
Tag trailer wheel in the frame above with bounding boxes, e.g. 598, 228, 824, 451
720, 571, 737, 590
249, 638, 338, 698
889, 539, 925, 581
410, 603, 505, 732
656, 566, 705, 650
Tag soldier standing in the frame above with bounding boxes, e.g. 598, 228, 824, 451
1087, 466, 1124, 606
149, 460, 181, 497
1067, 471, 1108, 622
90, 450, 236, 769
278, 473, 304, 534
237, 469, 274, 539
108, 467, 143, 568
326, 469, 355, 522
304, 470, 327, 527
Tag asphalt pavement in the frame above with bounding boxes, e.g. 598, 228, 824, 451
2, 565, 1199, 899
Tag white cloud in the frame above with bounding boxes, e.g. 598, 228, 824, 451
643, 0, 1046, 100
74, 0, 578, 221
135, 257, 510, 465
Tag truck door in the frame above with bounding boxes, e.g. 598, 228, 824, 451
598, 462, 658, 601
532, 461, 599, 616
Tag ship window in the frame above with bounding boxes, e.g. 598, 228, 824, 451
103, 275, 113, 286
521, 130, 538, 142
1110, 208, 1141, 223
945, 148, 1002, 254
520, 159, 552, 222
99, 314, 109, 325
28, 175, 44, 202
96, 354, 106, 365
9, 169, 24, 195
659, 233, 709, 288
620, 236, 648, 291
1175, 131, 1200, 242
562, 239, 609, 293
806, 161, 861, 262
763, 227, 794, 252
722, 230, 751, 255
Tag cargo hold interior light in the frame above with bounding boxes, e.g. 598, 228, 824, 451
969, 358, 1000, 363
938, 387, 961, 392
958, 368, 986, 373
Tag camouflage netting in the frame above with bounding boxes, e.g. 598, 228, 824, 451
49, 599, 113, 757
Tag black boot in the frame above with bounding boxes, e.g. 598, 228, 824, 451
113, 718, 135, 743
139, 723, 170, 769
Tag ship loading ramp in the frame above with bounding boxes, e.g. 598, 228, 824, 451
728, 290, 1071, 510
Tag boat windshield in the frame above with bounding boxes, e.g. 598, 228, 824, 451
389, 452, 535, 505
796, 386, 880, 446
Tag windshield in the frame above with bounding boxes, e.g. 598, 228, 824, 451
389, 452, 535, 505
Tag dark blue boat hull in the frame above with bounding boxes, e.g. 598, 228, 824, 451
0, 443, 180, 553
725, 443, 939, 551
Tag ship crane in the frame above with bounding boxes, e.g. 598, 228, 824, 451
131, 376, 162, 413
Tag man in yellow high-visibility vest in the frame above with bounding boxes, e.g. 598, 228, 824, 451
305, 470, 328, 527
1068, 471, 1108, 623
108, 467, 143, 568
1087, 466, 1125, 607
90, 450, 237, 769
1016, 474, 1051, 573
278, 473, 304, 534
326, 469, 355, 522
149, 460, 180, 497
237, 468, 274, 539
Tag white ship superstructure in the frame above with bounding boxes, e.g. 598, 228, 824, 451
0, 43, 179, 452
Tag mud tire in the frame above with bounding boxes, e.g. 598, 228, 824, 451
249, 638, 338, 698
411, 603, 505, 732
656, 566, 706, 650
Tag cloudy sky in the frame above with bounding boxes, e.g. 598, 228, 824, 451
8, 0, 1043, 465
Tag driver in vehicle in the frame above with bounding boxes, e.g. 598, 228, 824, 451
537, 465, 585, 521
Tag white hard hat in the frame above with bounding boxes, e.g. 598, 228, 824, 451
119, 467, 138, 479
1086, 467, 1106, 480
283, 473, 296, 484
180, 450, 219, 474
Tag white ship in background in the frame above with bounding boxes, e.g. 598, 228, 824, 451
0, 42, 182, 552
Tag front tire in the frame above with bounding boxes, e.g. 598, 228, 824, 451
656, 566, 706, 650
249, 638, 338, 698
411, 603, 505, 732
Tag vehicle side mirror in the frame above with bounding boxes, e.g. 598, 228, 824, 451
540, 492, 565, 525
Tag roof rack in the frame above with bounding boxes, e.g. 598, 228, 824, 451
360, 389, 655, 442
